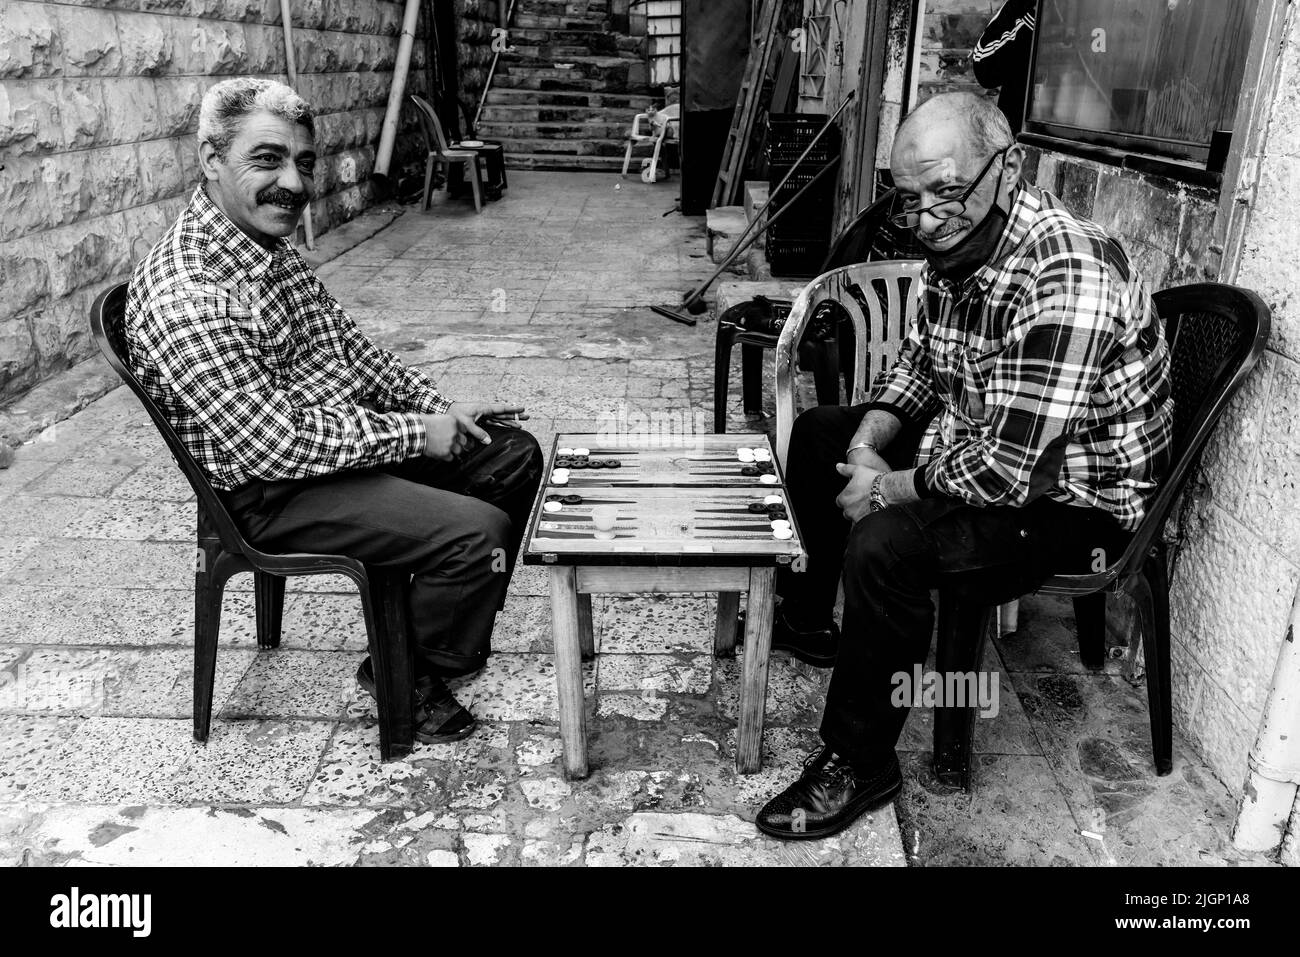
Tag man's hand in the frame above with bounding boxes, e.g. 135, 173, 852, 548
420, 413, 471, 460
846, 445, 891, 474
449, 401, 529, 430
835, 462, 884, 524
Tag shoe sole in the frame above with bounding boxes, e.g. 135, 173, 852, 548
771, 643, 837, 669
356, 665, 477, 745
754, 779, 902, 841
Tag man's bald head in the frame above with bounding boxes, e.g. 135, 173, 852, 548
893, 92, 1015, 171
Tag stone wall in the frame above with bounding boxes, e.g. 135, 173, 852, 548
455, 0, 500, 122
0, 0, 429, 407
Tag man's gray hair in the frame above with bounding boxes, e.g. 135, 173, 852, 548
897, 91, 1015, 158
197, 77, 315, 160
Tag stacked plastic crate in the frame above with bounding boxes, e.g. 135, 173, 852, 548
764, 113, 841, 277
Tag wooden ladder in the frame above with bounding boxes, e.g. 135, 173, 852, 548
710, 0, 782, 209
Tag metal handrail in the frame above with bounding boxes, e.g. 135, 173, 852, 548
473, 0, 519, 132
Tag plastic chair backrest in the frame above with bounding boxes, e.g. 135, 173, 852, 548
89, 282, 254, 557
410, 94, 453, 154
820, 189, 925, 273
774, 260, 925, 464
1103, 282, 1271, 580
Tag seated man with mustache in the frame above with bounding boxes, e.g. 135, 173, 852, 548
126, 78, 542, 743
754, 91, 1174, 838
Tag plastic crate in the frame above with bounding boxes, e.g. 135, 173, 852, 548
766, 113, 842, 166
767, 234, 831, 278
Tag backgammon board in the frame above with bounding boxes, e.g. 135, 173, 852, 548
524, 433, 805, 566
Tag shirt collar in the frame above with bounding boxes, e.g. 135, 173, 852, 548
189, 185, 293, 280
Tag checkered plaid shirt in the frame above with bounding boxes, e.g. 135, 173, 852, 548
126, 187, 450, 491
867, 184, 1173, 530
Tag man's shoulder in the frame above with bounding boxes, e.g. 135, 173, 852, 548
128, 192, 218, 315
1017, 187, 1138, 282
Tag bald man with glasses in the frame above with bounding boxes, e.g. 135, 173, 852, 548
754, 92, 1173, 840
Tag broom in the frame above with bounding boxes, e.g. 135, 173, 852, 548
652, 91, 855, 326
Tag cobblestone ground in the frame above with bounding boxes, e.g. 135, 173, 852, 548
0, 172, 1264, 866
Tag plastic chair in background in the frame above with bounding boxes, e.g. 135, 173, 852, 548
621, 103, 680, 183
410, 94, 486, 213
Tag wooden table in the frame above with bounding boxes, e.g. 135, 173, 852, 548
522, 433, 805, 778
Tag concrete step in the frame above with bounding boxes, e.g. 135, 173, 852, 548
706, 206, 756, 264
477, 120, 629, 140
500, 54, 643, 72
499, 137, 627, 157
495, 73, 645, 94
504, 152, 626, 171
486, 88, 659, 109
480, 103, 644, 125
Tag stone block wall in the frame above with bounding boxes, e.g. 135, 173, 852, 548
455, 0, 500, 122
0, 0, 429, 405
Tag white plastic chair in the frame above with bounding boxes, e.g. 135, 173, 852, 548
621, 103, 680, 183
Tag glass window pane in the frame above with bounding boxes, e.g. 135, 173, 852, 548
1029, 0, 1257, 152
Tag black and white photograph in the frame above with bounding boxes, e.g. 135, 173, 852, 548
0, 0, 1294, 905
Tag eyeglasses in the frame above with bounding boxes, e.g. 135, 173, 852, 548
889, 146, 1011, 229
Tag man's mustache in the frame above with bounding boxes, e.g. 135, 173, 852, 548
921, 217, 971, 244
257, 186, 309, 208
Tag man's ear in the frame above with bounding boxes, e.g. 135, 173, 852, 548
1002, 143, 1025, 197
197, 140, 222, 182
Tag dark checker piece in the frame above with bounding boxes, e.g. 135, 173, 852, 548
570, 460, 589, 469
758, 462, 776, 474
561, 494, 583, 505
587, 460, 605, 469
748, 502, 768, 513
606, 459, 621, 468
555, 457, 573, 467
769, 509, 788, 520
741, 466, 760, 476
545, 494, 563, 503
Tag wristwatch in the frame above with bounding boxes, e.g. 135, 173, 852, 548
846, 441, 880, 458
869, 474, 888, 513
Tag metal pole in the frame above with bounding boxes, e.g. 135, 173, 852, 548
280, 0, 314, 250
474, 0, 519, 131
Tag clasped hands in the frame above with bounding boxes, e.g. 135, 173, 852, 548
834, 446, 890, 524
420, 401, 528, 460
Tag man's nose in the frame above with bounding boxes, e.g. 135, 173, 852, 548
277, 163, 311, 196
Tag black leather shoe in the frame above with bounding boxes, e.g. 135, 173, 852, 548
738, 607, 839, 667
356, 657, 476, 743
756, 748, 902, 840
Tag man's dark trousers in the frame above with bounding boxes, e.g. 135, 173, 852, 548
777, 404, 1133, 769
224, 424, 543, 678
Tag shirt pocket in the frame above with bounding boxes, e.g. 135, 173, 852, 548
958, 346, 1003, 424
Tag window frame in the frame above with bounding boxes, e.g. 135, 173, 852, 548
1019, 0, 1260, 185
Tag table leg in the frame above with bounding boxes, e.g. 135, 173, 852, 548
737, 567, 776, 774
714, 591, 740, 658
578, 592, 595, 661
549, 566, 589, 779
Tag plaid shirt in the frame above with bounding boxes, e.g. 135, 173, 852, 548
126, 187, 450, 491
868, 184, 1173, 530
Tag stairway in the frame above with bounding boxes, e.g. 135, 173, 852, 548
478, 0, 662, 172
